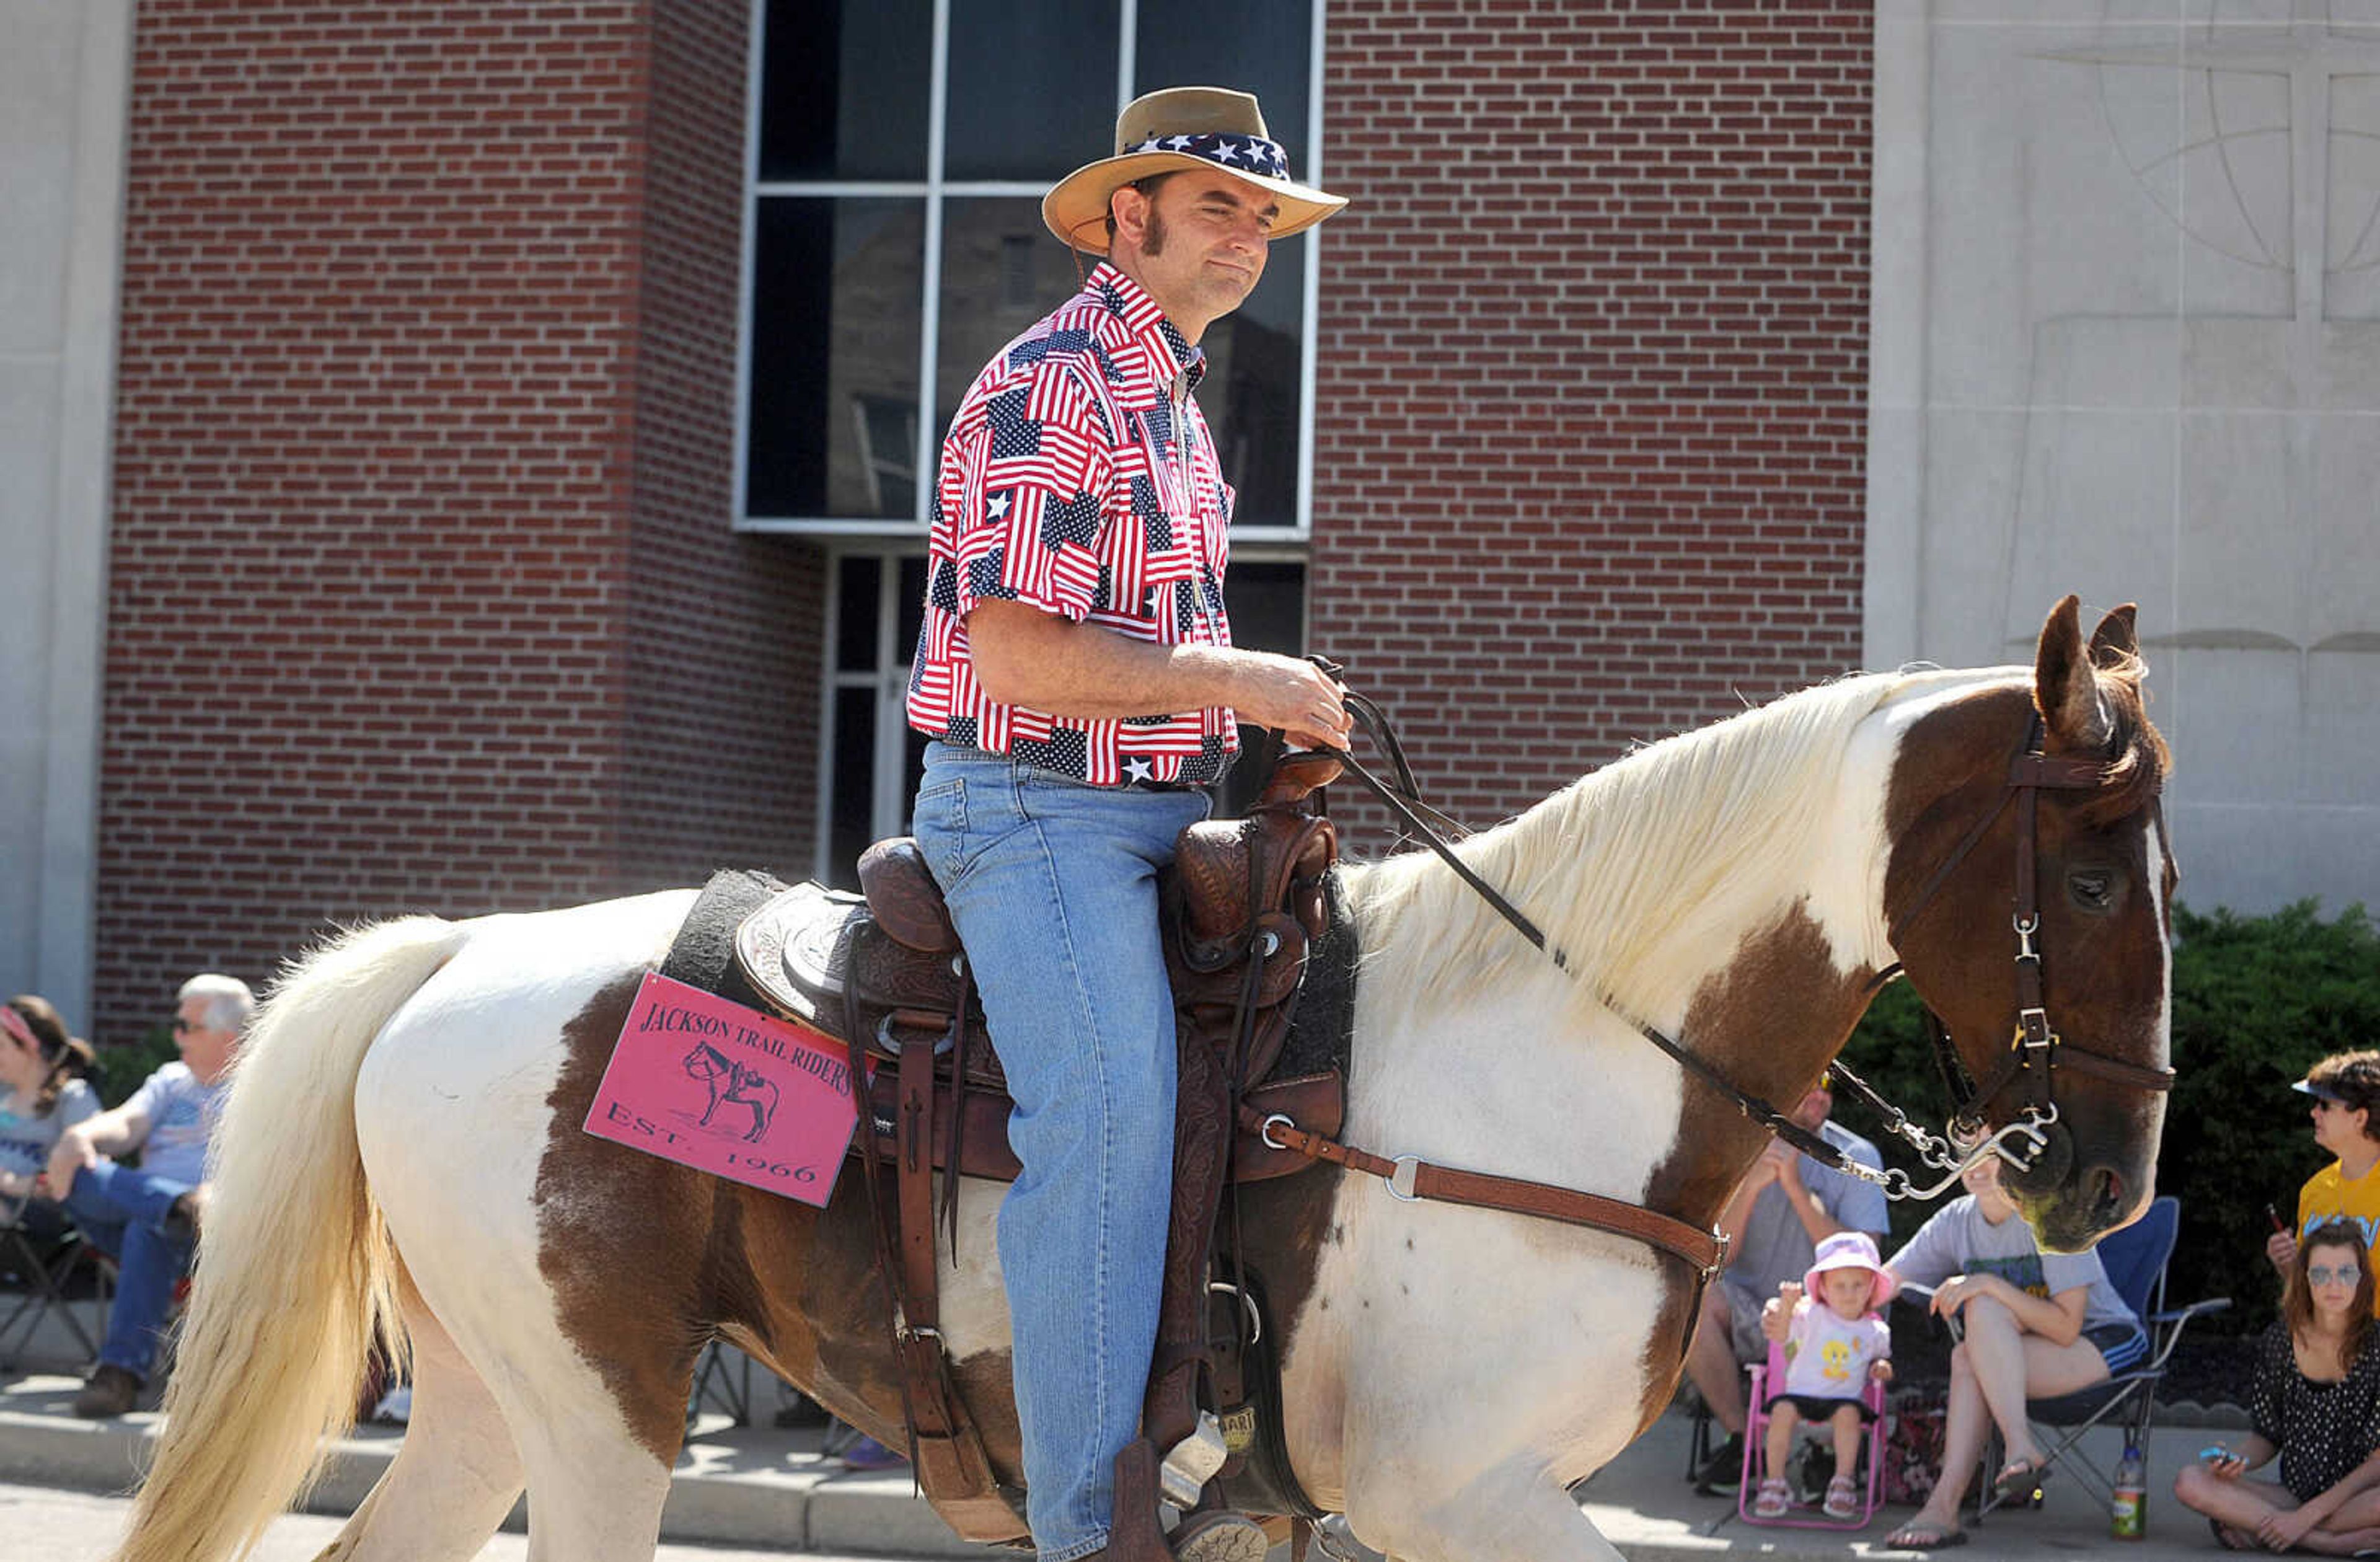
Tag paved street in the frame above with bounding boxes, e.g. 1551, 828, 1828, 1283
2, 1321, 2253, 1562
0, 1480, 889, 1562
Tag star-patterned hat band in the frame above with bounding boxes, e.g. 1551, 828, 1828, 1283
1125, 130, 1290, 182
1042, 86, 1347, 257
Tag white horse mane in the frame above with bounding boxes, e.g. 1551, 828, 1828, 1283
1338, 665, 2028, 1026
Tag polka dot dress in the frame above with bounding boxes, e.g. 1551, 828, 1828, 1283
2251, 1320, 2380, 1501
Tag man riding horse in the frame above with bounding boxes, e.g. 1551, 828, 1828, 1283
903, 86, 1347, 1562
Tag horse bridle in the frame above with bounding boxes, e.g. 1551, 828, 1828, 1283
1320, 692, 2174, 1202
1866, 713, 2177, 1186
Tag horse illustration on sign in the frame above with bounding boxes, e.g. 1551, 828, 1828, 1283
682, 1039, 780, 1143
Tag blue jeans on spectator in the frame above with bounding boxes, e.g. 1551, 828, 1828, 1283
911, 741, 1209, 1562
61, 1160, 195, 1380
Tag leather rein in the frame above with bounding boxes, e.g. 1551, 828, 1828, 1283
1246, 692, 2173, 1282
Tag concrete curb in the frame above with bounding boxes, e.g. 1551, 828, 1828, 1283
0, 1369, 994, 1557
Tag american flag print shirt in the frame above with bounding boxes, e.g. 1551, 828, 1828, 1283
906, 263, 1238, 787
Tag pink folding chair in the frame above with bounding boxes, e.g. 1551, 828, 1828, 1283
1737, 1339, 1887, 1530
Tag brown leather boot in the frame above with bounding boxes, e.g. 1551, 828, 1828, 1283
1170, 1510, 1270, 1562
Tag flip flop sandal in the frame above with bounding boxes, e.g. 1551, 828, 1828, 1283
1751, 1476, 1791, 1518
2210, 1518, 2258, 1551
1885, 1520, 1969, 1550
1991, 1458, 2050, 1503
1822, 1473, 1861, 1519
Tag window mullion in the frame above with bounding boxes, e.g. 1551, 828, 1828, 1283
873, 550, 909, 840
915, 0, 954, 528
1294, 0, 1326, 540
1117, 0, 1136, 114
814, 553, 846, 880
733, 0, 770, 529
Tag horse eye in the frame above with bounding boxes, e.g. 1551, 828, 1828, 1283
2068, 870, 2113, 911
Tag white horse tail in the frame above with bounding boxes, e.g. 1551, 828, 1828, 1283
113, 914, 470, 1562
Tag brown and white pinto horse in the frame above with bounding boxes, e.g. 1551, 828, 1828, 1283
112, 598, 2174, 1562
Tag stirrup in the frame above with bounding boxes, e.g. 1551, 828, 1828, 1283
1157, 1411, 1230, 1509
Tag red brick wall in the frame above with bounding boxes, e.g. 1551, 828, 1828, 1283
92, 0, 1871, 1033
1311, 1, 1871, 843
619, 4, 821, 891
95, 1, 819, 1041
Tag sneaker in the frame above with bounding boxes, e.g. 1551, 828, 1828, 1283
772, 1393, 832, 1429
839, 1434, 906, 1471
1792, 1437, 1835, 1503
73, 1364, 142, 1419
1691, 1431, 1745, 1493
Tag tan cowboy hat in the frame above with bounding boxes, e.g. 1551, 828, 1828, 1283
1041, 86, 1347, 255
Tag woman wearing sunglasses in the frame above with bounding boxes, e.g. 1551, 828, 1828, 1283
2177, 1220, 2380, 1551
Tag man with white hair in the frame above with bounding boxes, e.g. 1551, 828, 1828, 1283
44, 972, 253, 1418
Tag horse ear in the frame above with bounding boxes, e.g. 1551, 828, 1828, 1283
2035, 594, 2113, 751
2088, 602, 2140, 669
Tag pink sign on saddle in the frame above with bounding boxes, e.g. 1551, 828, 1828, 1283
583, 971, 866, 1207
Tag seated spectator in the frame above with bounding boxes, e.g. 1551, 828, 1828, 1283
1880, 1139, 2147, 1551
1683, 1077, 1890, 1490
0, 995, 100, 1222
2268, 1054, 2380, 1310
44, 973, 252, 1418
1751, 1230, 1895, 1520
2175, 1220, 2380, 1554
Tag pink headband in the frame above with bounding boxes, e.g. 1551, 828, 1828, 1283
0, 1005, 38, 1051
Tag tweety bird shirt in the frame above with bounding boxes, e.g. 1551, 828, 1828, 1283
1779, 1299, 1892, 1401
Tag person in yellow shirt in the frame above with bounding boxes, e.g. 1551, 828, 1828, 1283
2268, 1052, 2380, 1317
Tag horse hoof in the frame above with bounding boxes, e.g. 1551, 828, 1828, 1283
1171, 1511, 1269, 1562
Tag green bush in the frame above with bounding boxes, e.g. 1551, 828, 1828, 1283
1833, 981, 1948, 1255
90, 1023, 182, 1110
1834, 901, 2380, 1334
2160, 901, 2380, 1326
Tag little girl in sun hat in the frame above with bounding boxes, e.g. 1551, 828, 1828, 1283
1752, 1230, 1896, 1519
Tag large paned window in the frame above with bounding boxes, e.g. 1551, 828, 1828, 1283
743, 0, 1326, 880
822, 549, 1309, 885
738, 0, 1323, 539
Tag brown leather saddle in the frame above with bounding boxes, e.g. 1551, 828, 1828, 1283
723, 752, 1346, 1550
733, 845, 1343, 1178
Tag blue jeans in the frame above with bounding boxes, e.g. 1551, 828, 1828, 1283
61, 1160, 195, 1379
912, 741, 1209, 1562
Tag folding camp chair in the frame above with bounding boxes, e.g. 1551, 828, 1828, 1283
0, 1197, 112, 1372
1972, 1195, 2229, 1520
1737, 1339, 1889, 1529
687, 1338, 756, 1427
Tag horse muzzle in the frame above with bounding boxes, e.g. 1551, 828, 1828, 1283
2006, 1126, 2152, 1253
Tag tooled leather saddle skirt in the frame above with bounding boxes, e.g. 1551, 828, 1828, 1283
722, 781, 1347, 1184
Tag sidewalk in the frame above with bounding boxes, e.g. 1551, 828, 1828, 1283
0, 1299, 2249, 1559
